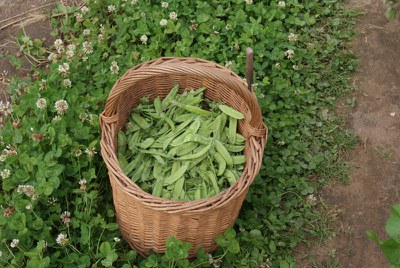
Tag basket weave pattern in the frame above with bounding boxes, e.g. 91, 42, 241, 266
100, 57, 267, 257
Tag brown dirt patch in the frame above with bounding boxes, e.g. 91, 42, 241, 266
0, 0, 55, 101
296, 1, 400, 267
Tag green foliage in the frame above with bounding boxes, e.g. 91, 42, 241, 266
384, 0, 398, 21
0, 0, 358, 267
368, 205, 400, 268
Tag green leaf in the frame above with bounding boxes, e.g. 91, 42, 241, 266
385, 6, 397, 21
224, 228, 236, 240
381, 238, 400, 265
387, 205, 400, 243
106, 222, 119, 231
367, 231, 382, 245
227, 239, 240, 254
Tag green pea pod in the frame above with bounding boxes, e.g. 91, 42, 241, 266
123, 154, 143, 176
175, 142, 198, 156
214, 152, 226, 176
218, 104, 244, 119
164, 163, 189, 185
235, 133, 246, 143
232, 155, 247, 165
130, 162, 146, 182
162, 84, 179, 109
170, 119, 201, 147
182, 105, 213, 117
228, 117, 237, 144
153, 97, 162, 115
206, 171, 220, 195
214, 140, 233, 167
152, 179, 164, 197
179, 144, 211, 160
140, 138, 155, 149
118, 131, 127, 154
131, 114, 150, 130
171, 176, 185, 200
225, 144, 245, 153
140, 160, 152, 182
183, 134, 210, 145
118, 153, 129, 170
224, 169, 237, 186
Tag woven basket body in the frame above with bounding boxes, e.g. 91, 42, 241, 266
100, 57, 267, 257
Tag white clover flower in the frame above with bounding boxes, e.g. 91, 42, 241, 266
0, 154, 7, 162
306, 194, 317, 205
259, 93, 265, 99
169, 12, 177, 20
160, 19, 168, 26
0, 101, 13, 117
80, 6, 89, 15
275, 62, 280, 68
36, 98, 47, 109
67, 44, 76, 51
79, 178, 87, 185
63, 79, 72, 88
292, 65, 299, 70
85, 147, 97, 158
114, 237, 121, 242
285, 49, 294, 59
98, 33, 103, 43
225, 24, 232, 31
56, 233, 68, 246
278, 1, 286, 9
48, 197, 57, 205
0, 250, 2, 257
75, 149, 82, 157
82, 41, 93, 54
48, 52, 58, 62
75, 13, 83, 22
79, 113, 88, 122
277, 140, 285, 145
108, 5, 116, 13
189, 20, 198, 31
288, 33, 298, 42
131, 0, 138, 4
58, 63, 70, 76
83, 29, 90, 36
1, 169, 11, 179
82, 56, 88, 62
54, 99, 69, 115
52, 116, 62, 122
161, 1, 168, 8
60, 211, 71, 226
10, 239, 19, 248
54, 39, 63, 50
25, 204, 32, 210
39, 79, 47, 90
225, 61, 232, 69
66, 49, 74, 60
245, 0, 253, 4
17, 185, 35, 197
110, 61, 119, 74
140, 35, 148, 44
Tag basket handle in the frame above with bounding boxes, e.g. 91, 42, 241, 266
245, 47, 253, 92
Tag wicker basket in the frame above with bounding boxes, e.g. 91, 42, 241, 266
100, 56, 267, 258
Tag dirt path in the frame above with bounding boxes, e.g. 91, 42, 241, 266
297, 1, 400, 267
0, 0, 55, 101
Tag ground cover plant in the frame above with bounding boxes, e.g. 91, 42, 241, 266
0, 0, 358, 267
368, 205, 400, 267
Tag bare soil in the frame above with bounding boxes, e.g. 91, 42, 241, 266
0, 0, 55, 100
296, 0, 400, 267
1, 1, 399, 267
